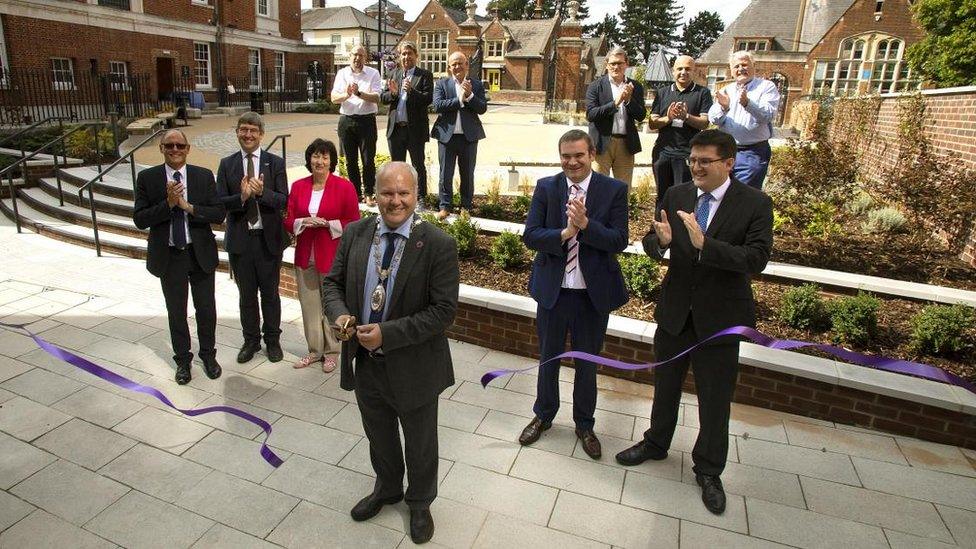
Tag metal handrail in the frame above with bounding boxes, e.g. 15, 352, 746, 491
1, 123, 102, 234
77, 127, 169, 257
0, 116, 67, 152
265, 133, 290, 162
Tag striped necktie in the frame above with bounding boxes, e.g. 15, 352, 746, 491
565, 184, 583, 275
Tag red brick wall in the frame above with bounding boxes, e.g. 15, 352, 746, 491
278, 0, 302, 40
400, 3, 461, 54
143, 0, 215, 25
449, 302, 976, 449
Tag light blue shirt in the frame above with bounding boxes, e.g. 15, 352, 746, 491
396, 67, 414, 121
707, 77, 780, 145
361, 216, 414, 324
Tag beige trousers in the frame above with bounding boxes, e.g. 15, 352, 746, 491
295, 260, 340, 358
594, 137, 635, 188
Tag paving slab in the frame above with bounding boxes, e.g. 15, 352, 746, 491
621, 469, 748, 534
737, 436, 861, 485
896, 436, 976, 477
0, 366, 85, 405
0, 355, 32, 383
183, 430, 290, 484
476, 409, 579, 456
680, 453, 806, 508
0, 396, 72, 441
853, 456, 976, 511
439, 462, 558, 526
549, 490, 679, 548
112, 406, 213, 454
580, 432, 684, 481
85, 490, 214, 549
264, 415, 361, 465
371, 496, 488, 548
262, 454, 375, 513
33, 418, 137, 470
267, 500, 404, 548
177, 470, 299, 538
472, 512, 607, 549
679, 522, 792, 548
99, 443, 211, 503
0, 431, 57, 489
10, 459, 129, 526
251, 384, 346, 425
510, 446, 625, 502
0, 489, 34, 531
50, 385, 144, 428
190, 523, 280, 549
746, 498, 889, 549
0, 509, 115, 549
437, 424, 521, 474
935, 505, 976, 549
784, 420, 908, 465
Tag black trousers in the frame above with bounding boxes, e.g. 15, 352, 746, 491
643, 314, 740, 476
228, 231, 282, 346
653, 154, 691, 211
355, 349, 439, 509
533, 288, 609, 431
338, 114, 378, 198
437, 134, 476, 211
388, 125, 428, 198
160, 245, 216, 365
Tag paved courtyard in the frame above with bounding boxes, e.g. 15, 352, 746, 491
1, 218, 975, 548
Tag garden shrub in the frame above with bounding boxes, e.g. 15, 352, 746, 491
778, 283, 828, 330
486, 174, 502, 205
96, 128, 116, 156
489, 231, 527, 269
65, 129, 96, 161
445, 210, 478, 257
861, 207, 906, 234
846, 191, 874, 215
910, 304, 975, 356
628, 192, 641, 220
804, 201, 842, 239
829, 292, 881, 346
512, 194, 532, 220
633, 172, 654, 205
772, 209, 791, 233
478, 202, 506, 220
619, 254, 661, 301
419, 211, 446, 228
338, 153, 391, 179
292, 100, 340, 114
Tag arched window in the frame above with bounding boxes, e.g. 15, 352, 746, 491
870, 38, 911, 93
811, 34, 918, 97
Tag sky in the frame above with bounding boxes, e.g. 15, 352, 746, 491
299, 0, 752, 26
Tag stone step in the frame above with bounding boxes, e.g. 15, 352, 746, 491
37, 178, 134, 217
57, 164, 147, 200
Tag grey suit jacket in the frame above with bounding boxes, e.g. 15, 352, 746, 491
322, 215, 459, 411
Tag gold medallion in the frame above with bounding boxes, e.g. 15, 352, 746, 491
370, 284, 386, 312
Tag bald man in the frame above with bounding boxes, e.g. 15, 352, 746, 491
647, 55, 712, 210
332, 45, 383, 205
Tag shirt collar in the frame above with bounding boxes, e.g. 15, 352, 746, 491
241, 148, 261, 159
698, 177, 731, 201
164, 164, 186, 180
567, 170, 593, 193
674, 82, 695, 93
378, 214, 414, 240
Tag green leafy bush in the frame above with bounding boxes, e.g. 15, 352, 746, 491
338, 153, 392, 180
96, 127, 116, 156
478, 202, 506, 220
486, 175, 502, 205
628, 192, 641, 220
829, 292, 881, 346
292, 100, 340, 114
772, 209, 791, 233
65, 130, 96, 161
445, 210, 478, 257
619, 254, 661, 301
910, 304, 975, 356
423, 193, 439, 210
862, 207, 906, 234
779, 283, 828, 330
512, 194, 532, 219
804, 201, 842, 239
419, 211, 446, 228
489, 231, 527, 269
846, 191, 874, 215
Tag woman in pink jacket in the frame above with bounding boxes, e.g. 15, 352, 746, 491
284, 138, 361, 371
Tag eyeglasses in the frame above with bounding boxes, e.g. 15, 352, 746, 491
162, 143, 188, 150
236, 127, 261, 135
685, 157, 727, 168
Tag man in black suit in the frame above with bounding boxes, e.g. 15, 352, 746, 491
215, 112, 289, 364
518, 130, 629, 460
615, 130, 773, 515
381, 41, 433, 208
323, 161, 458, 544
431, 51, 487, 220
133, 129, 226, 384
585, 46, 646, 189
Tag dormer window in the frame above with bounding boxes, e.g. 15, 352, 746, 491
734, 38, 770, 52
486, 40, 504, 59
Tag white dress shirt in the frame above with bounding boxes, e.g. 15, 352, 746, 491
164, 164, 192, 246
697, 177, 731, 230
562, 170, 592, 290
609, 78, 629, 135
331, 65, 382, 115
240, 148, 263, 230
453, 78, 467, 134
292, 186, 343, 263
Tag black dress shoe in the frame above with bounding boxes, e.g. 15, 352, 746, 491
175, 363, 191, 385
265, 341, 284, 363
201, 356, 222, 380
696, 473, 727, 514
349, 492, 403, 522
575, 429, 602, 459
615, 439, 667, 466
237, 341, 261, 363
409, 508, 434, 544
518, 417, 551, 446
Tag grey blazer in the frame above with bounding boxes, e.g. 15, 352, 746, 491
322, 215, 459, 411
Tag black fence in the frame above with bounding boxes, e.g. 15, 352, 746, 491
218, 68, 332, 114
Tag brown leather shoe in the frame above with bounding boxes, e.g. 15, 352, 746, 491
576, 428, 602, 459
518, 417, 551, 446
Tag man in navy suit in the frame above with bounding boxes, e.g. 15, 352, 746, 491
431, 51, 487, 220
519, 129, 629, 459
215, 112, 289, 364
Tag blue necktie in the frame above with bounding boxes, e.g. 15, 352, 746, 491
695, 192, 713, 233
369, 232, 399, 324
171, 171, 187, 249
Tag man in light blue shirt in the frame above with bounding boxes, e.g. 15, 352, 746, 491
707, 51, 780, 189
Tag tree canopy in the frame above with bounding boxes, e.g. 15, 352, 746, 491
905, 0, 976, 87
619, 0, 683, 63
680, 10, 723, 59
583, 14, 621, 46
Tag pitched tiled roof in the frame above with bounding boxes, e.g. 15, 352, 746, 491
301, 6, 404, 34
496, 18, 558, 58
644, 49, 672, 84
698, 0, 854, 63
365, 1, 405, 13
443, 5, 491, 25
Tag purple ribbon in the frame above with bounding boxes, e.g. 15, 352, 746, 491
2, 322, 283, 467
481, 325, 976, 395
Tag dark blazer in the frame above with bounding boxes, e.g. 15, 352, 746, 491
431, 76, 487, 143
585, 76, 647, 155
523, 171, 629, 314
133, 164, 226, 278
380, 66, 434, 139
644, 179, 773, 338
323, 216, 459, 411
215, 149, 289, 255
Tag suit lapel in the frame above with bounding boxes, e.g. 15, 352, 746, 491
705, 181, 741, 238
388, 220, 426, 314
557, 174, 569, 227
350, 217, 378, 321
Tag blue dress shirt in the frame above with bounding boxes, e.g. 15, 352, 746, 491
707, 77, 780, 145
361, 216, 414, 324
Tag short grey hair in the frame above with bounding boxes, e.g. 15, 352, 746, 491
161, 128, 189, 143
607, 46, 628, 62
729, 50, 754, 66
376, 161, 419, 191
237, 111, 264, 132
398, 41, 418, 54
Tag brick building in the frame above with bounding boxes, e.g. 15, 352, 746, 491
697, 0, 923, 124
302, 4, 405, 73
0, 0, 333, 117
398, 0, 604, 107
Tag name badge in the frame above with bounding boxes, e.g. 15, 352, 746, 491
672, 119, 684, 128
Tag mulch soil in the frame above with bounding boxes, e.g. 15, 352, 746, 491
460, 233, 976, 384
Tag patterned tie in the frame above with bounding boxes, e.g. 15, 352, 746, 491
565, 184, 583, 275
245, 153, 259, 224
695, 192, 713, 232
171, 171, 186, 249
369, 232, 399, 324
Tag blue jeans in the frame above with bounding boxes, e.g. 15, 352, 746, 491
733, 141, 771, 190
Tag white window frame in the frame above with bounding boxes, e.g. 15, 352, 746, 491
249, 49, 262, 89
51, 58, 75, 90
190, 0, 209, 5
706, 66, 727, 91
0, 17, 9, 88
331, 34, 342, 44
257, 0, 269, 17
486, 40, 504, 59
274, 51, 285, 91
109, 60, 129, 90
811, 34, 918, 97
419, 31, 449, 76
193, 42, 212, 88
